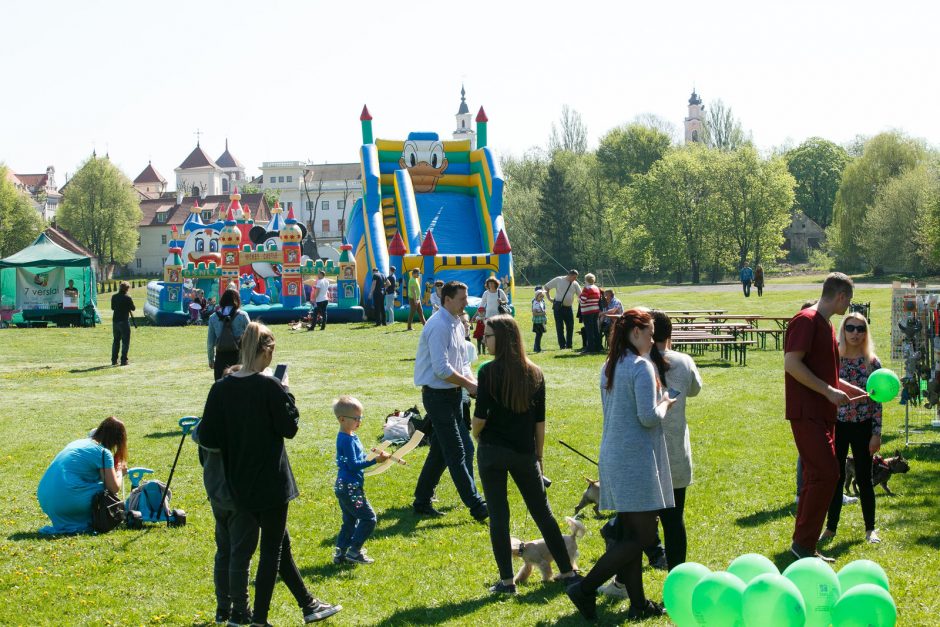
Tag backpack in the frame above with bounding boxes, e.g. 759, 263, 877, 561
216, 314, 239, 353
126, 479, 172, 521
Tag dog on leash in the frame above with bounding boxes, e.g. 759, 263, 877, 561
574, 477, 600, 517
509, 516, 586, 584
845, 452, 910, 496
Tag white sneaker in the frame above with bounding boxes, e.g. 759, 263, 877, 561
842, 494, 859, 505
598, 578, 629, 599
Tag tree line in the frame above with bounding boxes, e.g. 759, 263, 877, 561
502, 106, 940, 283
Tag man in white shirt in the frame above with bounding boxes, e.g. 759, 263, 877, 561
313, 271, 331, 331
543, 269, 582, 350
412, 281, 488, 522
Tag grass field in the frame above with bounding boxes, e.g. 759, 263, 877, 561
0, 282, 937, 626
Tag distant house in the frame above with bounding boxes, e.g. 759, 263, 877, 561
174, 140, 246, 198
13, 166, 61, 220
128, 192, 270, 275
132, 162, 168, 200
783, 210, 826, 260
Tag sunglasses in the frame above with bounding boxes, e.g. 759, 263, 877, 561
844, 323, 867, 333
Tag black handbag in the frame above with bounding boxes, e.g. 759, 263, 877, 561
91, 450, 125, 533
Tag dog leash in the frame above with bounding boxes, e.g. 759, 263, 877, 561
558, 440, 598, 466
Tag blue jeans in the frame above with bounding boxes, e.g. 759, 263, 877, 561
334, 480, 377, 552
413, 387, 484, 514
385, 293, 396, 324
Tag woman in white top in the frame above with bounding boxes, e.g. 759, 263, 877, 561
479, 277, 507, 319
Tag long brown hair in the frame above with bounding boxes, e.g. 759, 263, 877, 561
92, 416, 128, 466
650, 309, 672, 384
484, 315, 543, 413
604, 309, 653, 391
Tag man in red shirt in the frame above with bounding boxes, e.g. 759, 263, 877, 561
784, 273, 866, 561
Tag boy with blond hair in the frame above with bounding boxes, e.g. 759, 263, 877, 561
332, 395, 388, 565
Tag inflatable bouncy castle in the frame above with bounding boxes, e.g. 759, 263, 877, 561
144, 188, 364, 325
345, 104, 513, 319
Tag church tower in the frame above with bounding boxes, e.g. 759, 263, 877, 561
684, 89, 704, 144
453, 84, 476, 149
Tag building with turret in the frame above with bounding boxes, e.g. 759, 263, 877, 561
174, 140, 246, 198
685, 89, 704, 144
453, 84, 476, 149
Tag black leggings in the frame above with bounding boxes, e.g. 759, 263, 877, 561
659, 487, 687, 570
582, 511, 659, 607
826, 420, 876, 532
250, 504, 314, 624
478, 443, 572, 581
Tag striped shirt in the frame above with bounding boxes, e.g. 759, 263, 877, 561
579, 285, 601, 314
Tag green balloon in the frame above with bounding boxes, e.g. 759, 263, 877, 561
727, 553, 779, 584
832, 583, 897, 627
866, 368, 900, 403
663, 562, 711, 627
742, 574, 806, 627
838, 559, 890, 593
691, 571, 746, 627
782, 557, 842, 627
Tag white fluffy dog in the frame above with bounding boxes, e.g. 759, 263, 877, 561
509, 516, 586, 584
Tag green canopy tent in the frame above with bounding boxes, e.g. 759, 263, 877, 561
0, 233, 99, 327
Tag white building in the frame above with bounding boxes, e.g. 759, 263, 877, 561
260, 161, 362, 261
13, 166, 61, 220
453, 84, 476, 148
684, 89, 704, 144
174, 140, 246, 198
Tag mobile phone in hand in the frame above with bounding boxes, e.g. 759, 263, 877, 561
273, 363, 288, 382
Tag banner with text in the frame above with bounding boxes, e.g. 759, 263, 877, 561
16, 267, 64, 310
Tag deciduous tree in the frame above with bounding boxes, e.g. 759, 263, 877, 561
57, 155, 142, 266
0, 165, 44, 257
596, 123, 672, 187
785, 138, 850, 228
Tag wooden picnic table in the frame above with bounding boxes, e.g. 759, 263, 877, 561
670, 330, 755, 365
663, 309, 727, 323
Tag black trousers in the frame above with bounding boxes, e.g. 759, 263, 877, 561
111, 320, 131, 363
372, 293, 386, 325
478, 443, 572, 581
315, 300, 328, 329
553, 304, 574, 348
246, 504, 315, 624
582, 313, 600, 352
211, 504, 256, 615
826, 420, 876, 532
742, 281, 752, 297
659, 487, 687, 570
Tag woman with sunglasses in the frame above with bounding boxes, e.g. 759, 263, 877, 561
567, 309, 675, 620
199, 322, 340, 625
822, 312, 883, 544
472, 314, 581, 595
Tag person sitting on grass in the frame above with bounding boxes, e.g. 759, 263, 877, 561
37, 416, 128, 535
332, 395, 389, 566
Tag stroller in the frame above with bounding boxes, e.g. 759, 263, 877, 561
124, 416, 197, 528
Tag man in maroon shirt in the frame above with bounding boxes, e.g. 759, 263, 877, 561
784, 273, 866, 561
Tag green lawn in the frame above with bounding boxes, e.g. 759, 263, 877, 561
0, 284, 937, 626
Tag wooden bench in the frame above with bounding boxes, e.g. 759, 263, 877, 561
671, 334, 757, 365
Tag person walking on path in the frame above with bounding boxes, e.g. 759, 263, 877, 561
579, 273, 602, 353
412, 281, 488, 522
371, 268, 388, 326
739, 263, 754, 297
385, 266, 398, 325
784, 272, 866, 562
567, 309, 675, 621
407, 269, 426, 330
313, 271, 331, 331
207, 288, 251, 381
110, 281, 135, 366
472, 315, 581, 594
754, 265, 765, 297
821, 312, 883, 544
543, 270, 582, 350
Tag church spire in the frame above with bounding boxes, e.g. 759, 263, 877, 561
456, 84, 469, 115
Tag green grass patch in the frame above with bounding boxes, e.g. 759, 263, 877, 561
0, 285, 937, 625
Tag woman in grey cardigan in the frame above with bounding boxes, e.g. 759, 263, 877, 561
567, 309, 675, 621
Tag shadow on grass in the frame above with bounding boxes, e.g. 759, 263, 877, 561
144, 430, 183, 439
363, 595, 493, 626
370, 505, 466, 541
735, 502, 794, 528
8, 531, 60, 541
916, 534, 940, 549
68, 365, 116, 373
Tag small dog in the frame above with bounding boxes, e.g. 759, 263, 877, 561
574, 477, 600, 517
845, 452, 910, 496
509, 516, 586, 584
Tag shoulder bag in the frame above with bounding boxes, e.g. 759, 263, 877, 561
91, 449, 125, 533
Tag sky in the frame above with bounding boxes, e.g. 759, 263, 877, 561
2, 0, 938, 183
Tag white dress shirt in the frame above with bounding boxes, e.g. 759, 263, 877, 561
414, 306, 471, 389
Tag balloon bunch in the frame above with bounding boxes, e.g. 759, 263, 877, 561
663, 554, 896, 627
